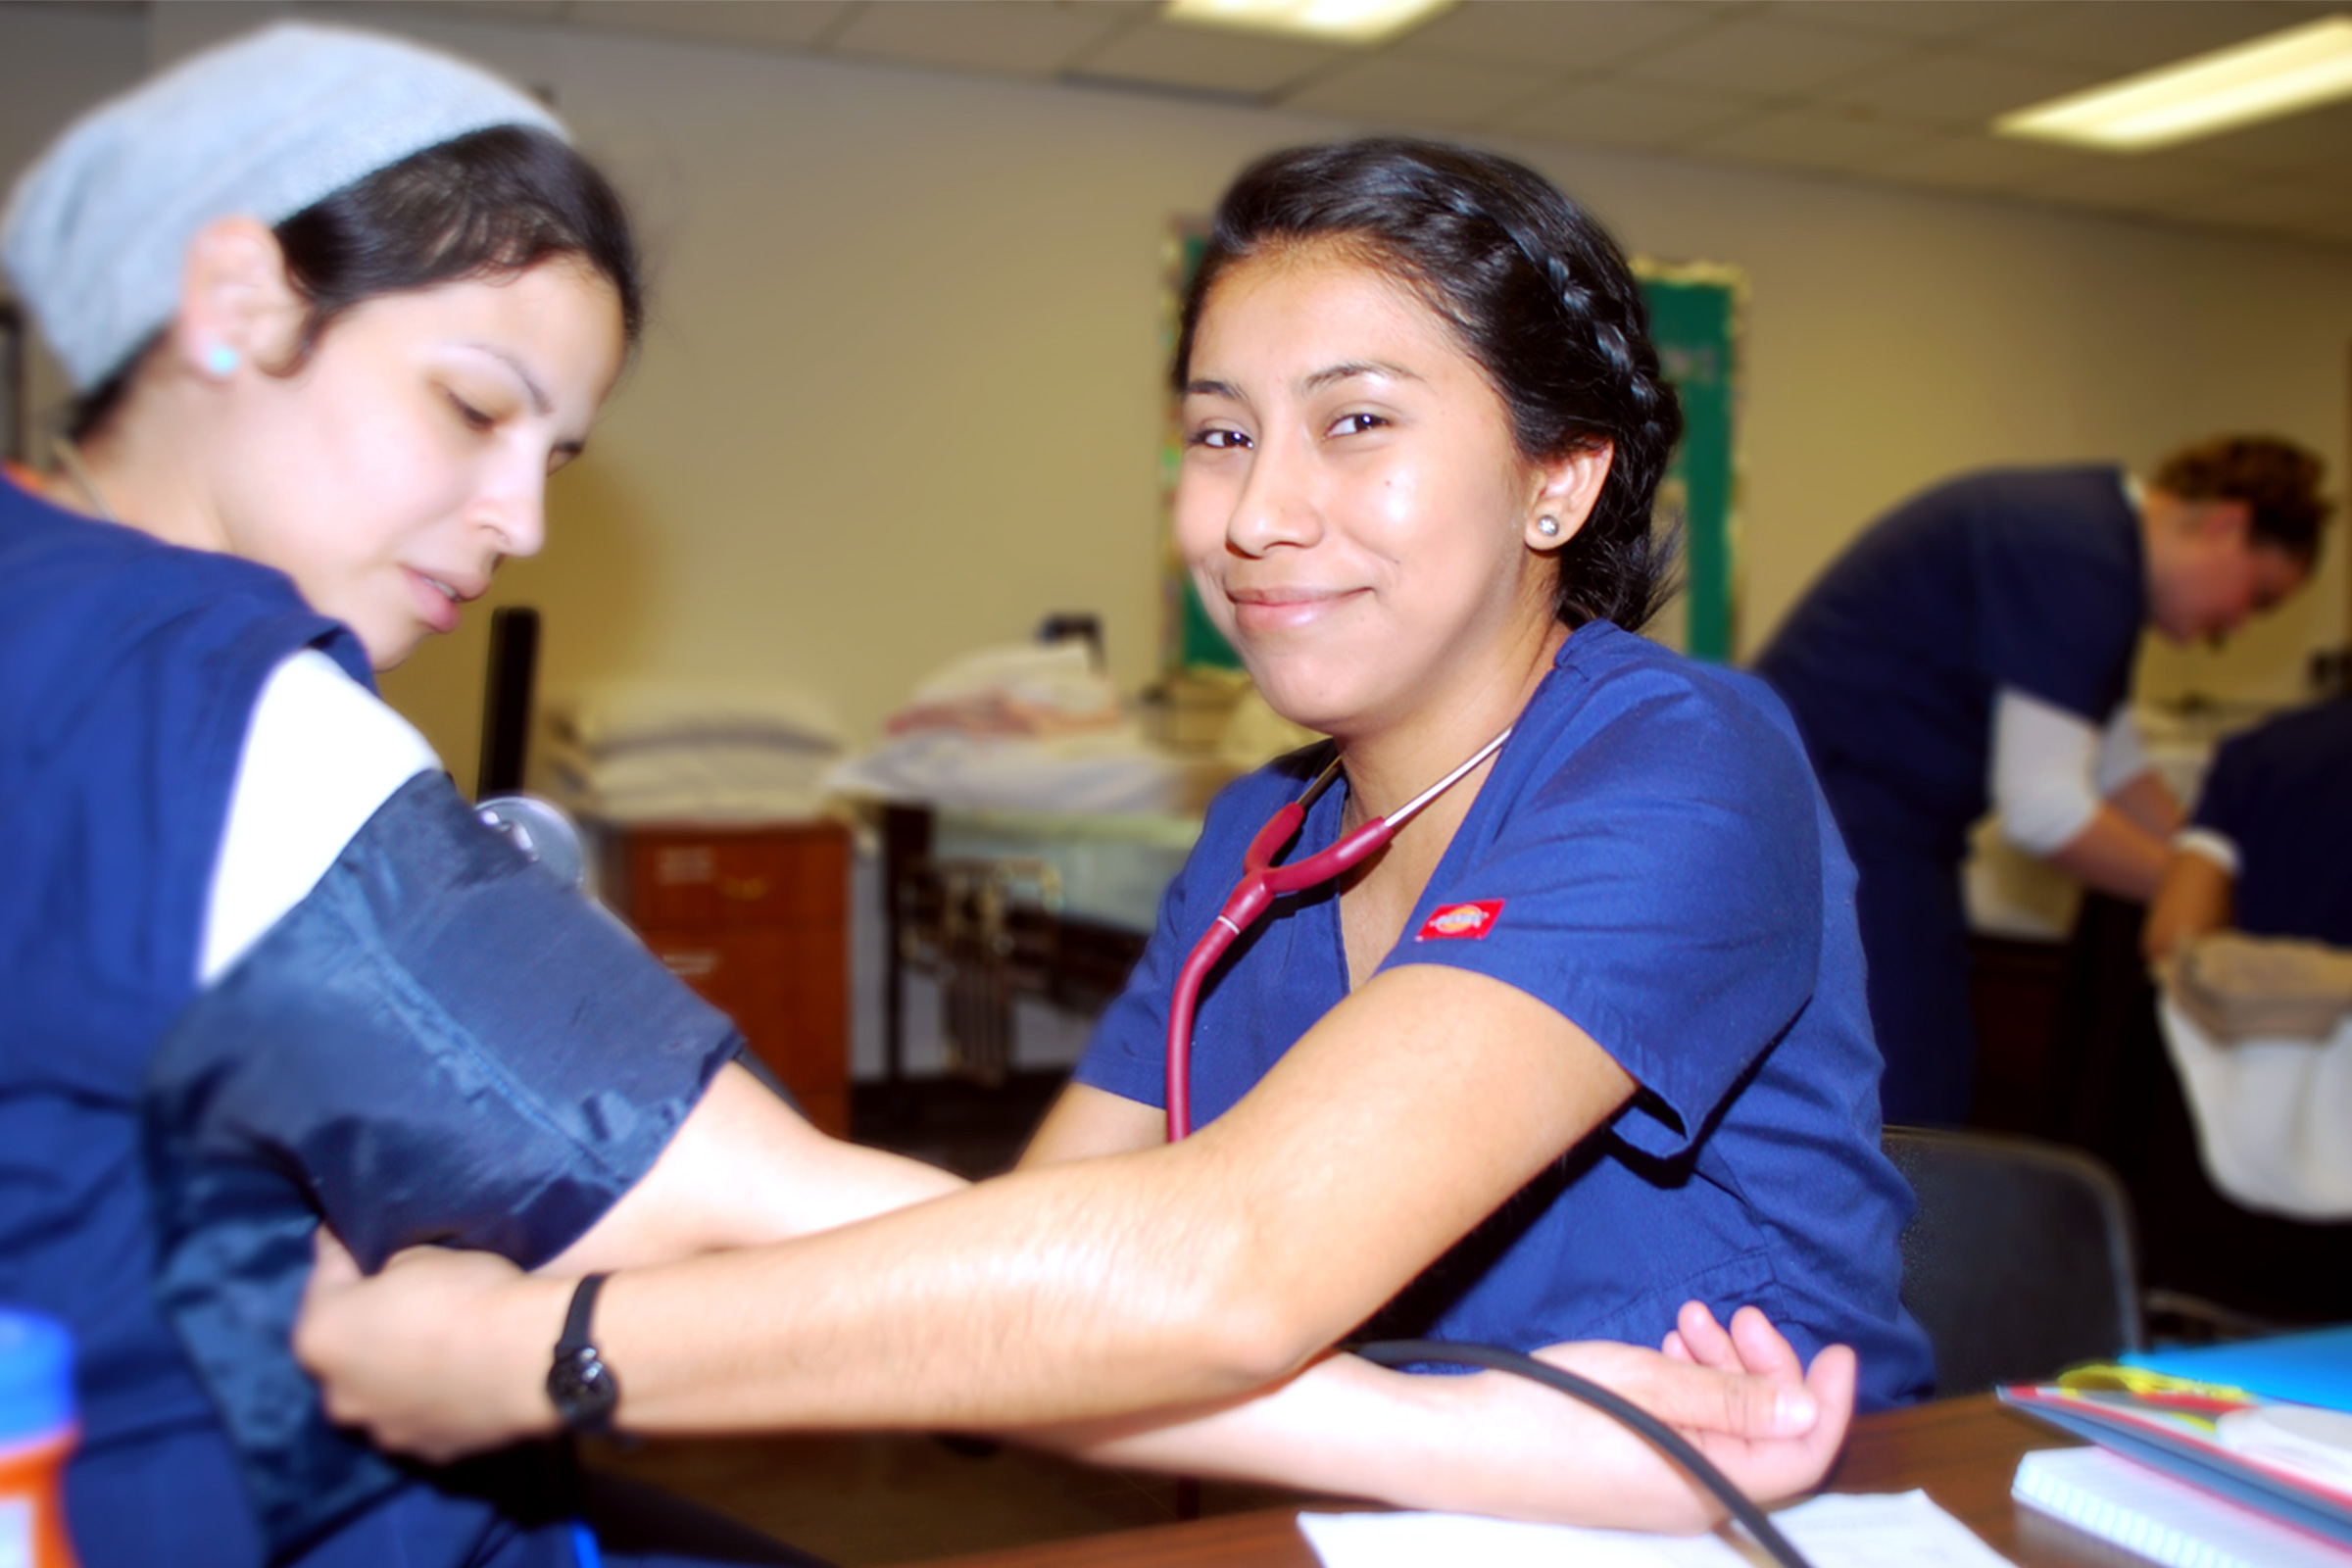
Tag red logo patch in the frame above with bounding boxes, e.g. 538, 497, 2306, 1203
1415, 900, 1504, 941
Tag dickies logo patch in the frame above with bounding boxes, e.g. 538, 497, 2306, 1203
1416, 900, 1504, 941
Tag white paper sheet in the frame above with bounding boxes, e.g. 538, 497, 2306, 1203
1297, 1490, 2015, 1568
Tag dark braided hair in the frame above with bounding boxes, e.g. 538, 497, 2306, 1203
1175, 138, 1684, 632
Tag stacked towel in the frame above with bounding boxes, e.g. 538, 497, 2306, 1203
829, 643, 1195, 815
543, 679, 845, 823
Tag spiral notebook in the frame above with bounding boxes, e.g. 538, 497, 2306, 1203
2015, 1447, 2352, 1568
1998, 1378, 2352, 1546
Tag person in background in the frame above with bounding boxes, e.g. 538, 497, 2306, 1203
2120, 692, 2352, 1310
2145, 692, 2352, 960
293, 135, 1921, 1472
0, 31, 1851, 1568
1756, 439, 2329, 1126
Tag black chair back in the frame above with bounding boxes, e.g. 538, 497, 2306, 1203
1886, 1125, 2144, 1397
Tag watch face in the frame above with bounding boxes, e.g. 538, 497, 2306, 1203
548, 1347, 619, 1430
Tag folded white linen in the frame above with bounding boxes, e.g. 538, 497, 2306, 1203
549, 782, 834, 824
542, 737, 835, 801
2157, 992, 2352, 1220
827, 726, 1192, 816
546, 679, 846, 755
885, 642, 1125, 738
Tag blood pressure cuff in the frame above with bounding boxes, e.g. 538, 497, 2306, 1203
141, 770, 743, 1560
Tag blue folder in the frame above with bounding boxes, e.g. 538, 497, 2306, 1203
2123, 1325, 2352, 1414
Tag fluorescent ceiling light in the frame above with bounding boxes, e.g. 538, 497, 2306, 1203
1995, 16, 2352, 152
1162, 0, 1451, 47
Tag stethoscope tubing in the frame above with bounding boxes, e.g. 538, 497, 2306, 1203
1163, 726, 1513, 1141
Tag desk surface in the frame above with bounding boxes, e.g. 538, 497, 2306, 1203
905, 1396, 2142, 1568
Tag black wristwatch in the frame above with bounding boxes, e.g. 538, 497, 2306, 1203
547, 1273, 620, 1436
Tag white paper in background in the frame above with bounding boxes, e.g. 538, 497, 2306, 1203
1297, 1490, 2016, 1568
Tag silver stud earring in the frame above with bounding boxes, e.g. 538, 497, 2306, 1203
203, 343, 240, 377
1536, 515, 1561, 537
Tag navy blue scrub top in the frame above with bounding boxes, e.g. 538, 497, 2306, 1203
1077, 621, 1933, 1410
1755, 466, 2144, 861
2191, 696, 2352, 948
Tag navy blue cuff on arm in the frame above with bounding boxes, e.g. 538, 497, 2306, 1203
141, 770, 742, 1558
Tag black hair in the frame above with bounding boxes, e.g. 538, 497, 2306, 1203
72, 124, 641, 442
2153, 435, 2332, 565
1175, 137, 1683, 632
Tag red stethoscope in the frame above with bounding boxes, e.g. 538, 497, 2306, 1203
1163, 724, 1515, 1141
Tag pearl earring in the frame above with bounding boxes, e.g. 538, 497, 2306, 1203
203, 343, 240, 377
1536, 515, 1561, 537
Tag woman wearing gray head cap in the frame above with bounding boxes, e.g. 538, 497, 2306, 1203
0, 22, 846, 1567
0, 24, 1852, 1568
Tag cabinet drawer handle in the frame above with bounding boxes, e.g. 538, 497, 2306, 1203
716, 875, 769, 902
662, 950, 720, 980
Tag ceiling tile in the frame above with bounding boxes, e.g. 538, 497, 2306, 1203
2163, 99, 2352, 176
1279, 52, 1554, 130
404, 0, 566, 17
1686, 105, 1940, 175
1988, 1, 2319, 74
1867, 129, 2099, 195
2169, 174, 2352, 230
1070, 17, 1342, 97
1757, 1, 2034, 43
2285, 213, 2352, 253
565, 1, 854, 51
1622, 15, 1919, 98
1392, 1, 1732, 72
2017, 153, 2238, 216
1499, 78, 1757, 152
829, 1, 1133, 78
1819, 47, 2102, 129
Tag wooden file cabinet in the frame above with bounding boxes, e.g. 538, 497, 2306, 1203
599, 820, 852, 1138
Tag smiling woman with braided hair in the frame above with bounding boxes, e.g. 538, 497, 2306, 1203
298, 137, 1928, 1526
1039, 136, 1930, 1408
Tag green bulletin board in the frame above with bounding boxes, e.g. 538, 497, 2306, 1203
1160, 227, 1743, 669
1636, 260, 1744, 663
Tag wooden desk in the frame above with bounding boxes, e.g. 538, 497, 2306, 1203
902, 1396, 2135, 1568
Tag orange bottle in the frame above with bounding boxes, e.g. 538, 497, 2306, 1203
0, 1309, 79, 1568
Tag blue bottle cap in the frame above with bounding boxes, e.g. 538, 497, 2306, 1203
0, 1308, 75, 1444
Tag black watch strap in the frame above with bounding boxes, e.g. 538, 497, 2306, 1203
547, 1272, 620, 1436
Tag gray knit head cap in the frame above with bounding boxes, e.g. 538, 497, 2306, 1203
1, 21, 564, 392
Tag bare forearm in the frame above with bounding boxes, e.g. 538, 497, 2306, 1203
304, 968, 1635, 1456
1026, 1340, 1844, 1533
2045, 805, 2171, 902
2145, 854, 2232, 962
543, 1064, 967, 1277
588, 1149, 1296, 1435
2107, 769, 2184, 839
1025, 1356, 1496, 1506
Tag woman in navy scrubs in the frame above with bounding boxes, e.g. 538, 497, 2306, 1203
299, 139, 1925, 1487
1757, 443, 2328, 1125
2149, 692, 2352, 957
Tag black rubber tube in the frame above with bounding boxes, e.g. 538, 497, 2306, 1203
1353, 1340, 1817, 1568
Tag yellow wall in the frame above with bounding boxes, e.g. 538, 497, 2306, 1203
9, 3, 2350, 790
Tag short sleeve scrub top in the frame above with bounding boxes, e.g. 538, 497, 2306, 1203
1078, 621, 1935, 1411
2190, 696, 2352, 949
1755, 467, 2145, 1125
